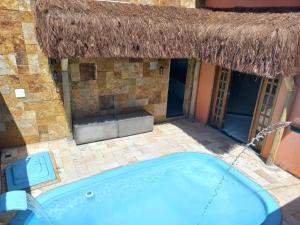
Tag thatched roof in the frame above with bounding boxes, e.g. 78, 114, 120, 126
35, 0, 300, 78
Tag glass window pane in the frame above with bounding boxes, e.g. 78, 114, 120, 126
263, 96, 269, 104
259, 116, 264, 125
264, 118, 269, 126
271, 85, 277, 95
266, 108, 272, 116
261, 104, 266, 114
266, 84, 271, 93
267, 96, 274, 106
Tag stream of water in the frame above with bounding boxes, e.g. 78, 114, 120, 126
199, 121, 292, 225
26, 193, 55, 225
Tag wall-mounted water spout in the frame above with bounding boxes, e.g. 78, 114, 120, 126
0, 191, 55, 225
0, 191, 27, 213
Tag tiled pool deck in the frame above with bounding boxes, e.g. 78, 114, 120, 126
1, 119, 300, 225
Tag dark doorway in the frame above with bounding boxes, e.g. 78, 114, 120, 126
167, 59, 188, 118
222, 71, 262, 143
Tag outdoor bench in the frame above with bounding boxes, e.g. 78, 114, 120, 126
73, 111, 154, 145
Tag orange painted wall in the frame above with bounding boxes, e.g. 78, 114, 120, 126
275, 83, 300, 177
195, 63, 216, 124
206, 0, 300, 8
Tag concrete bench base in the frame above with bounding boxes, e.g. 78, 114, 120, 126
73, 116, 118, 145
116, 111, 154, 137
73, 111, 154, 145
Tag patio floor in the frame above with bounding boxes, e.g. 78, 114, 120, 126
1, 119, 300, 225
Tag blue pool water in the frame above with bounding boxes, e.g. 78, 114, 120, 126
12, 153, 281, 225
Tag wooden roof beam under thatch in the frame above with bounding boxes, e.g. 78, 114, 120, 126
35, 0, 300, 78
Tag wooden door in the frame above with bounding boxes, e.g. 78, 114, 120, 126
248, 78, 281, 149
210, 67, 232, 129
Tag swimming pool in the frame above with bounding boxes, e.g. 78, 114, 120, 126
12, 152, 281, 225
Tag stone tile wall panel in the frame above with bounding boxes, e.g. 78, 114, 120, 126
70, 59, 169, 122
0, 1, 68, 148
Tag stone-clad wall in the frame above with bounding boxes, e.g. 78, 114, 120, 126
69, 59, 169, 122
0, 0, 68, 148
0, 0, 196, 148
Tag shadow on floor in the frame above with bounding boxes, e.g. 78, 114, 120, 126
168, 119, 240, 155
266, 196, 300, 225
222, 113, 253, 143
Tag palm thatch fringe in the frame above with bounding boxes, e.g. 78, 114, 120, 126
35, 0, 300, 78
